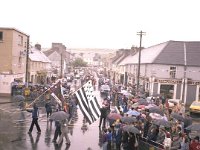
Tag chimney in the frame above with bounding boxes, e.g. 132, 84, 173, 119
35, 44, 41, 50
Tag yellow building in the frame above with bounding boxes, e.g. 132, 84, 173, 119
0, 28, 29, 96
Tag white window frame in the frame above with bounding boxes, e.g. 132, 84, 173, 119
169, 66, 176, 79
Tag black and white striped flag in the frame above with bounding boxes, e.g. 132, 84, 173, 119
74, 80, 101, 124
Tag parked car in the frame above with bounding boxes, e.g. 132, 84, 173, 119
189, 101, 200, 114
100, 84, 110, 96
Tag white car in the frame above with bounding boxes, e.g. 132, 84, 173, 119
100, 84, 110, 95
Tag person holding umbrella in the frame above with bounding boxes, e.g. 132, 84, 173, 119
26, 103, 41, 134
50, 110, 70, 144
52, 120, 61, 143
57, 119, 71, 145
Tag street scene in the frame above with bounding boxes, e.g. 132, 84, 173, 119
1, 1, 200, 150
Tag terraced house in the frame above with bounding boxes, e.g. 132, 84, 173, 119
109, 41, 200, 106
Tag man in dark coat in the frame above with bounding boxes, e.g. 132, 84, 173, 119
52, 120, 62, 143
27, 103, 41, 134
99, 106, 108, 128
45, 101, 52, 118
113, 124, 122, 150
143, 116, 152, 138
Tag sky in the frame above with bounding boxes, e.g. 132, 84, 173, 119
1, 0, 200, 49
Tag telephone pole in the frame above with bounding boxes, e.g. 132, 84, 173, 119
60, 53, 63, 78
25, 36, 30, 87
137, 31, 146, 92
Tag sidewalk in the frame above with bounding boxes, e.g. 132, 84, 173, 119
0, 96, 12, 104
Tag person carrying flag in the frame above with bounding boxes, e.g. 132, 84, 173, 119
26, 103, 41, 134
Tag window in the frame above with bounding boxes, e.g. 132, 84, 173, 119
18, 35, 23, 45
0, 32, 3, 41
24, 41, 27, 48
169, 66, 176, 78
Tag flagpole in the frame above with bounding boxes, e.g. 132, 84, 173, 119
26, 79, 62, 107
27, 79, 87, 108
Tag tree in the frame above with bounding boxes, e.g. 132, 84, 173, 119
71, 58, 87, 67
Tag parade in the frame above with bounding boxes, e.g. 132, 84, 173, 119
1, 1, 200, 150
1, 68, 200, 150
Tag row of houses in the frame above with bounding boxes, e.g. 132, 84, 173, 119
0, 27, 70, 96
102, 41, 200, 106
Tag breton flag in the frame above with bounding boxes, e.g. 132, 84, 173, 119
49, 80, 63, 106
74, 80, 101, 124
51, 93, 62, 106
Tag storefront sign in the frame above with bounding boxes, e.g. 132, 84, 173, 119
158, 79, 181, 84
188, 81, 200, 85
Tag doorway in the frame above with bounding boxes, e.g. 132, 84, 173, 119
160, 84, 174, 99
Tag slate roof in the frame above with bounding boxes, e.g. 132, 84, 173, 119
29, 48, 51, 63
43, 48, 56, 56
119, 41, 200, 66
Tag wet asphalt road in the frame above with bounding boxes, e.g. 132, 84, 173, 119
0, 81, 103, 150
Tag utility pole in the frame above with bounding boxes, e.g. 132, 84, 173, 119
182, 43, 187, 104
25, 36, 30, 87
60, 53, 63, 78
137, 31, 146, 92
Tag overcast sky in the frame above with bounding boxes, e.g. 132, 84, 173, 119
1, 0, 200, 49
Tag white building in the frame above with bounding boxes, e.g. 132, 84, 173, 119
118, 41, 200, 106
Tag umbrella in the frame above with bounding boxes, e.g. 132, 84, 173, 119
145, 104, 157, 109
137, 99, 149, 105
138, 105, 146, 109
120, 90, 133, 97
107, 113, 122, 120
50, 111, 69, 121
132, 99, 139, 103
185, 124, 200, 131
171, 113, 184, 121
123, 125, 140, 134
121, 116, 137, 123
14, 95, 25, 101
149, 106, 164, 116
153, 119, 171, 128
126, 110, 140, 116
131, 103, 139, 108
149, 113, 163, 120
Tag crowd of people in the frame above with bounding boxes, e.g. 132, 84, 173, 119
97, 78, 200, 150
13, 69, 200, 150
